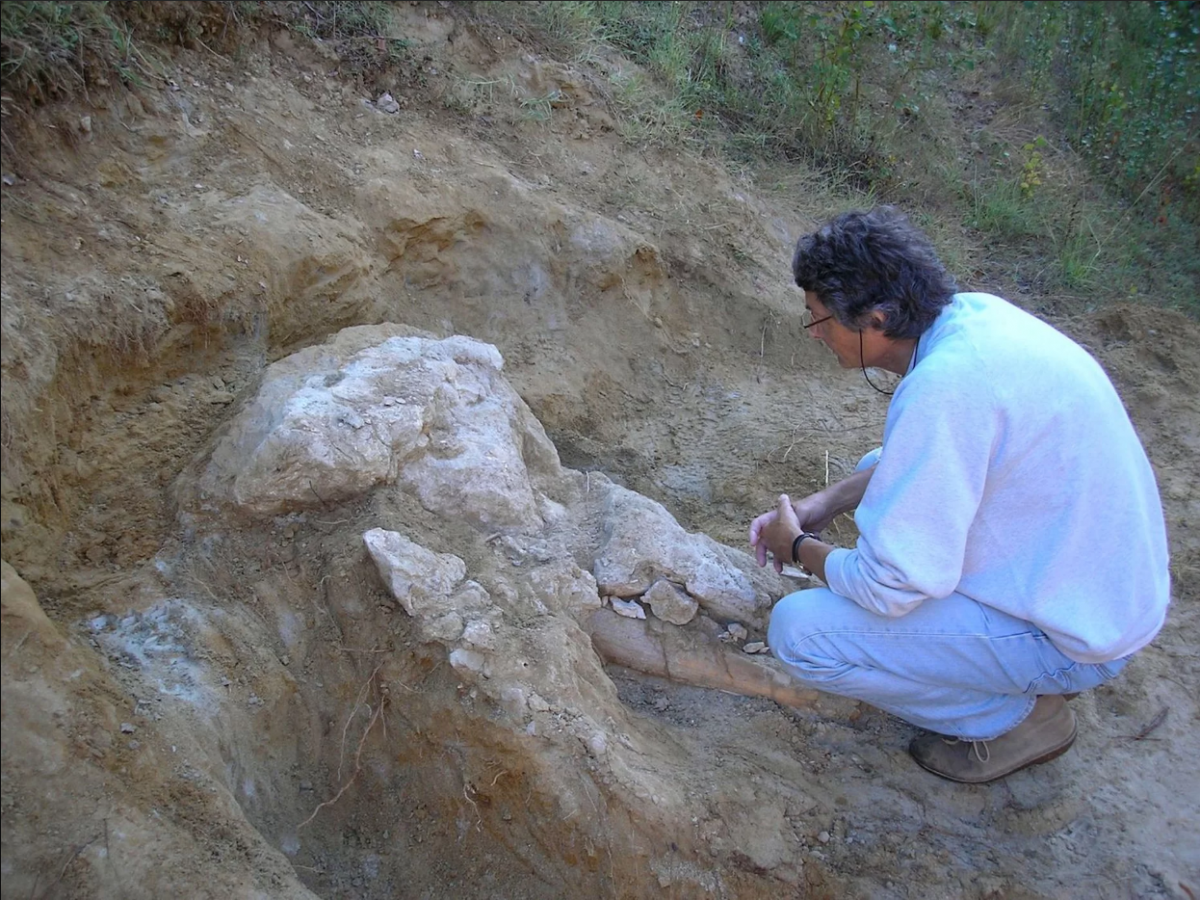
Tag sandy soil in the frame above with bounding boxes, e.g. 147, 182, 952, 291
2, 5, 1197, 898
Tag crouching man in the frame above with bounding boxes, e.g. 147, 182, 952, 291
751, 207, 1170, 783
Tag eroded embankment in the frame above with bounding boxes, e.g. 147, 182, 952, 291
4, 9, 1199, 900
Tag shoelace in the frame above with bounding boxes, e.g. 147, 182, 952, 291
941, 736, 991, 762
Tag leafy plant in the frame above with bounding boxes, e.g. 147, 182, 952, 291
1020, 136, 1048, 199
983, 0, 1199, 221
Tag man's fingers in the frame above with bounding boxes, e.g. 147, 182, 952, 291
777, 494, 802, 529
749, 510, 776, 547
750, 513, 765, 567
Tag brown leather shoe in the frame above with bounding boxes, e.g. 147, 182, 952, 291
909, 695, 1077, 784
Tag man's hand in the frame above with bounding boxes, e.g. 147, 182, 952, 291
750, 489, 838, 564
789, 492, 840, 535
750, 468, 875, 571
750, 494, 804, 573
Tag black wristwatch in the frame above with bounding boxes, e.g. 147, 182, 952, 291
791, 532, 821, 572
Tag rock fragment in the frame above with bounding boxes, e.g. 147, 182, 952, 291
644, 579, 698, 625
363, 528, 466, 617
592, 485, 773, 627
193, 328, 561, 530
376, 92, 400, 114
610, 597, 646, 619
449, 648, 487, 675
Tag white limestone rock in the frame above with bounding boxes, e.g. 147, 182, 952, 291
363, 528, 466, 617
426, 612, 465, 642
527, 560, 602, 618
449, 647, 488, 676
592, 484, 781, 629
610, 598, 647, 619
462, 618, 498, 650
194, 326, 562, 530
644, 579, 698, 626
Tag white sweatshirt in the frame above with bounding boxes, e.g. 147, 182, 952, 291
824, 292, 1170, 663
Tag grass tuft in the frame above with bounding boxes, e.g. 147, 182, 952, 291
1, 1, 157, 104
472, 0, 1198, 312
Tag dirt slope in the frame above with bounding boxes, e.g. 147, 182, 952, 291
2, 5, 1197, 898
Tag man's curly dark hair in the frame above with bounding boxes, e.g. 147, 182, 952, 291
792, 207, 957, 339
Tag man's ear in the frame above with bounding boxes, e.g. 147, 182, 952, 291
868, 310, 887, 331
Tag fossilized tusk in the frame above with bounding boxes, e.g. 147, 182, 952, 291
585, 607, 819, 709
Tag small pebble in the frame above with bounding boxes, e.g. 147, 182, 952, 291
727, 623, 748, 641
743, 641, 767, 654
818, 831, 831, 844
376, 92, 400, 114
610, 598, 646, 620
120, 723, 135, 734
587, 731, 607, 757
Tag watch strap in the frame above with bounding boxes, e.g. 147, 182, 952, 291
791, 532, 820, 564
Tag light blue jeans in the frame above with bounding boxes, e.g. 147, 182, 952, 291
767, 448, 1129, 740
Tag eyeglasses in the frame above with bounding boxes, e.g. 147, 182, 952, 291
802, 311, 834, 330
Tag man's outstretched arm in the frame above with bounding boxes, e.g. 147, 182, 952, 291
750, 465, 876, 575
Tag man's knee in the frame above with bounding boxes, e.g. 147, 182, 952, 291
768, 590, 848, 680
767, 591, 806, 652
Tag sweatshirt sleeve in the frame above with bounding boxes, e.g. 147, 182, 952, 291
824, 364, 997, 617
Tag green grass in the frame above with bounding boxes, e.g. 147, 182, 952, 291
964, 179, 1041, 242
981, 1, 1199, 219
472, 0, 1198, 310
0, 1, 156, 103
4, 1, 1196, 311
1, 1, 405, 112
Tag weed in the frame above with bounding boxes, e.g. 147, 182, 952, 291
519, 90, 560, 124
608, 67, 694, 148
1019, 137, 1047, 199
983, 0, 1199, 221
1, 1, 158, 103
964, 178, 1040, 242
1055, 227, 1102, 291
476, 0, 1197, 311
473, 0, 601, 63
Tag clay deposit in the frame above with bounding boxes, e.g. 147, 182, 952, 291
2, 5, 1197, 899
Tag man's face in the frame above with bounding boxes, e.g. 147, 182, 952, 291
804, 291, 859, 368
